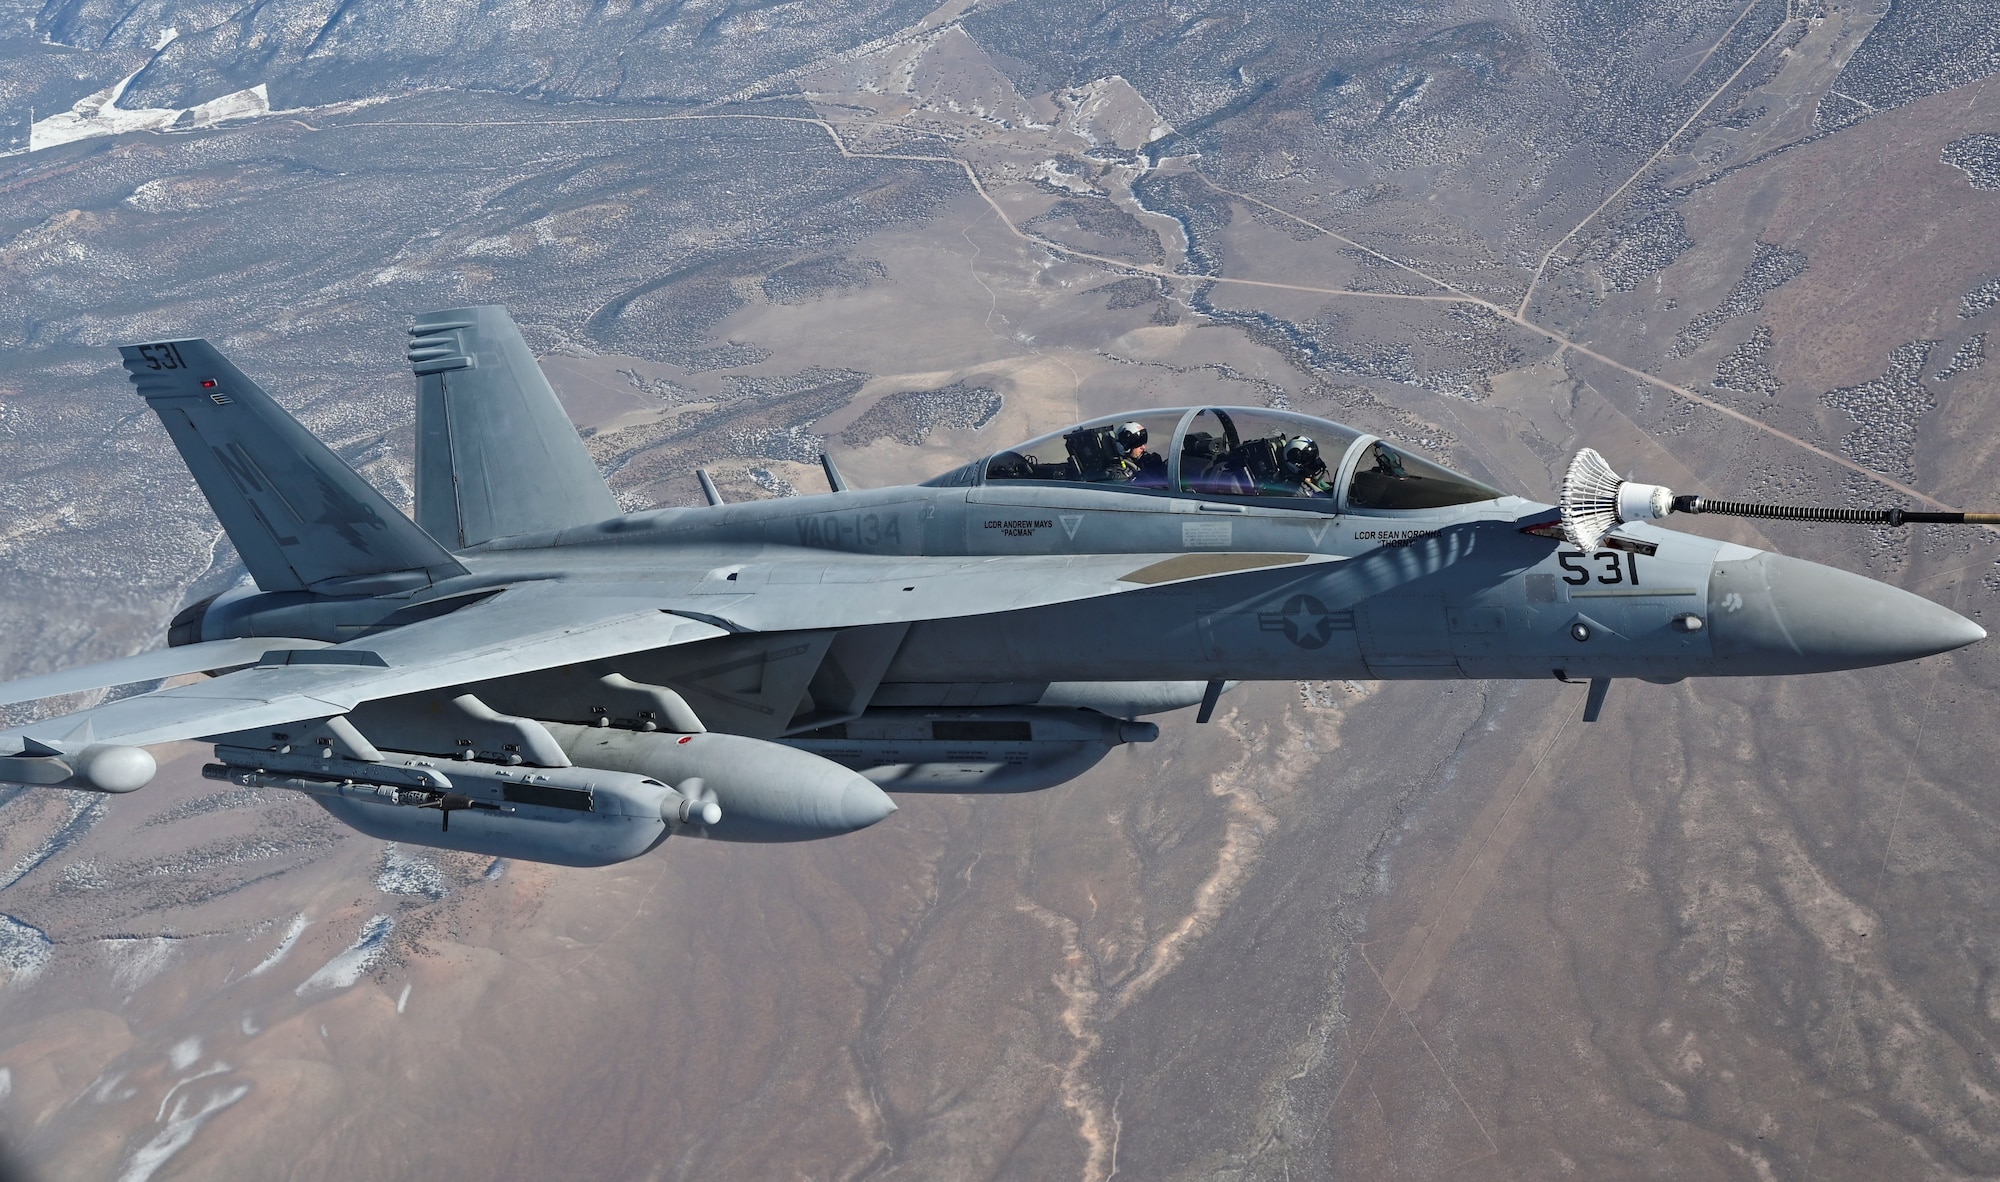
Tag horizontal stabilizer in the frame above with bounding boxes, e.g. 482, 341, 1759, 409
122, 340, 467, 593
408, 307, 621, 548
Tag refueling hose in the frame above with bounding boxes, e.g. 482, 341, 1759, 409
1671, 496, 2000, 527
1558, 446, 2000, 551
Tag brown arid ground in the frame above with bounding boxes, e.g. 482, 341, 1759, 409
3, 0, 2000, 1177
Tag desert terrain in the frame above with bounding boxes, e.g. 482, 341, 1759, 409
2, 0, 1999, 1177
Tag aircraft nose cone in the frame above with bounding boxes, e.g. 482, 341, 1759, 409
1709, 552, 1985, 675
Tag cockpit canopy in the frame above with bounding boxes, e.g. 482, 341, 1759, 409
935, 407, 1503, 511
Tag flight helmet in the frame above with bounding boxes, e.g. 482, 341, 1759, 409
1282, 435, 1325, 476
1114, 421, 1149, 456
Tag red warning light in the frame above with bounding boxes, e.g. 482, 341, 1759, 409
200, 379, 218, 388
677, 735, 693, 745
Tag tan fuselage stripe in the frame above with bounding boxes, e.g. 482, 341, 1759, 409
1119, 552, 1311, 585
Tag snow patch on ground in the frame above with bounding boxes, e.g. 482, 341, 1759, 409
104, 937, 179, 992
244, 914, 307, 978
26, 67, 269, 153
1, 795, 105, 889
184, 85, 269, 127
296, 916, 393, 997
1031, 159, 1100, 196
87, 1070, 135, 1104
156, 1063, 230, 1122
1057, 76, 1174, 150
117, 1083, 249, 1182
367, 263, 420, 287
167, 1037, 201, 1072
0, 916, 51, 984
59, 860, 106, 890
375, 844, 447, 899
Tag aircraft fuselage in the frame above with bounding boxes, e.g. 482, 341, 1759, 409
184, 478, 1979, 696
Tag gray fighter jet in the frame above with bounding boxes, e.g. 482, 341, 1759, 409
0, 307, 1982, 867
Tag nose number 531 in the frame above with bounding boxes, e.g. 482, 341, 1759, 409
1558, 550, 1640, 586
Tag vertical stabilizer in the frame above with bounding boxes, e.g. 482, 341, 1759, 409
408, 306, 621, 548
121, 340, 466, 594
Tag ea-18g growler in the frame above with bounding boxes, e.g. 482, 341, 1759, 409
0, 307, 1981, 868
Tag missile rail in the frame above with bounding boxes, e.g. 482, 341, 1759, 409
205, 743, 718, 831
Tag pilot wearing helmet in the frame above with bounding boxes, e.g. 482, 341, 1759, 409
1281, 436, 1335, 497
1111, 421, 1169, 488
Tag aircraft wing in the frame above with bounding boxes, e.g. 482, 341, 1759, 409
0, 636, 333, 709
0, 550, 1332, 756
0, 586, 729, 755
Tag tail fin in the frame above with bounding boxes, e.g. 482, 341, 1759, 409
407, 306, 620, 548
121, 340, 468, 594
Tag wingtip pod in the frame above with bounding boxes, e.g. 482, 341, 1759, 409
0, 744, 154, 793
74, 744, 155, 792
